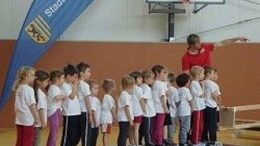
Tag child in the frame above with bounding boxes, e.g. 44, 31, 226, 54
151, 65, 169, 146
176, 73, 192, 146
87, 80, 102, 146
212, 68, 221, 131
139, 70, 156, 146
33, 70, 49, 146
117, 75, 135, 146
77, 62, 92, 146
129, 71, 146, 146
60, 64, 81, 146
189, 66, 205, 145
202, 67, 222, 146
167, 72, 179, 146
47, 70, 65, 146
100, 79, 116, 146
14, 66, 40, 146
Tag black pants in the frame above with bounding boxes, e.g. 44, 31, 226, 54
202, 107, 217, 144
117, 122, 130, 146
86, 124, 99, 146
79, 112, 88, 146
139, 116, 154, 145
61, 115, 81, 146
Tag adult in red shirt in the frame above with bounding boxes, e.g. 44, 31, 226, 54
182, 34, 248, 73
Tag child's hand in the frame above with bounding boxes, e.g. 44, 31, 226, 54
34, 119, 40, 125
88, 113, 94, 124
130, 120, 134, 127
42, 122, 47, 129
95, 122, 100, 128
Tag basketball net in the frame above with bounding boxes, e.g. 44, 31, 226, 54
182, 0, 194, 17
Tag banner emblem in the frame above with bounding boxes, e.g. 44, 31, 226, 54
25, 15, 51, 44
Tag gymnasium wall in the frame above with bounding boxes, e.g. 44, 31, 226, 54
1, 0, 260, 42
0, 40, 260, 128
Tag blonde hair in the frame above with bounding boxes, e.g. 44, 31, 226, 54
12, 66, 35, 91
121, 75, 134, 90
190, 66, 204, 79
102, 79, 115, 93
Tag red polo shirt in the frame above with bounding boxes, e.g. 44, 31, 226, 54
182, 43, 214, 71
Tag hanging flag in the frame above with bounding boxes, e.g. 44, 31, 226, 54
0, 0, 94, 109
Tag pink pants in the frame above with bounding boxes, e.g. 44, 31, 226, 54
152, 113, 165, 145
47, 109, 61, 146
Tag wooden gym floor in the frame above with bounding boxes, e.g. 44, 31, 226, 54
0, 127, 260, 146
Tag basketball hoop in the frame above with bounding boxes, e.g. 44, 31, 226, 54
182, 0, 194, 17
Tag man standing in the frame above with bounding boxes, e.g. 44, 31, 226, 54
182, 34, 248, 73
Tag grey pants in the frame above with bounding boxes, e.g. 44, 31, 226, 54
33, 127, 42, 146
168, 117, 177, 142
178, 116, 191, 144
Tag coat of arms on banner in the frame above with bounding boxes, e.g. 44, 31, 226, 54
25, 15, 51, 44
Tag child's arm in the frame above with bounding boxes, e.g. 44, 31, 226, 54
111, 106, 117, 123
125, 106, 133, 126
30, 104, 40, 125
54, 95, 66, 101
161, 95, 169, 113
92, 110, 99, 127
140, 98, 147, 114
212, 91, 222, 106
38, 109, 47, 128
68, 82, 79, 99
85, 96, 93, 123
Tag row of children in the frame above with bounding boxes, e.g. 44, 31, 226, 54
14, 63, 221, 146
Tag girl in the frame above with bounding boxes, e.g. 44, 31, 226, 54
129, 71, 146, 146
14, 66, 40, 146
117, 75, 135, 146
33, 70, 49, 146
77, 62, 92, 146
87, 80, 102, 146
151, 65, 169, 146
139, 70, 156, 146
190, 66, 205, 145
47, 70, 66, 146
100, 79, 116, 146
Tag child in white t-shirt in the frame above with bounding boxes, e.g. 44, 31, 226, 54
190, 66, 205, 145
87, 80, 102, 146
139, 70, 156, 146
117, 76, 135, 146
100, 79, 116, 146
33, 70, 49, 146
166, 72, 180, 145
151, 65, 169, 146
129, 71, 146, 146
176, 73, 193, 146
202, 67, 222, 146
47, 70, 66, 146
14, 66, 40, 146
77, 62, 92, 146
60, 64, 81, 146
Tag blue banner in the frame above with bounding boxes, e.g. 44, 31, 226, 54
0, 0, 94, 109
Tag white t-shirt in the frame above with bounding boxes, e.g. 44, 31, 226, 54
204, 79, 221, 108
140, 84, 156, 117
15, 84, 36, 126
177, 87, 193, 116
100, 94, 115, 124
152, 80, 167, 114
78, 80, 91, 112
190, 80, 206, 111
35, 89, 47, 128
47, 84, 63, 117
132, 85, 143, 117
167, 86, 180, 118
61, 82, 81, 116
117, 91, 134, 122
90, 96, 101, 128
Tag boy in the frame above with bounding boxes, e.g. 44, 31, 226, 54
60, 64, 81, 146
202, 67, 222, 146
176, 73, 193, 146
